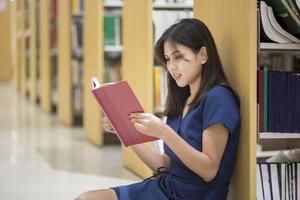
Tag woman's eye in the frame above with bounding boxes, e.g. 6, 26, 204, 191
174, 55, 183, 60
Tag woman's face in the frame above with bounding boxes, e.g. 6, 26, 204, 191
163, 41, 207, 89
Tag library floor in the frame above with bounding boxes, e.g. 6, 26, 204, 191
0, 83, 141, 200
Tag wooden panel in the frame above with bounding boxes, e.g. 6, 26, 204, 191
29, 0, 37, 102
40, 0, 51, 112
10, 0, 18, 86
57, 0, 72, 125
194, 1, 257, 199
121, 0, 154, 178
19, 1, 26, 96
83, 0, 104, 145
16, 1, 23, 91
0, 0, 13, 81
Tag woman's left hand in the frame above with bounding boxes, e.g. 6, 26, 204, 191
129, 112, 167, 139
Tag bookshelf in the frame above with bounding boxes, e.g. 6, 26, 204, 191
71, 0, 84, 125
121, 0, 193, 179
260, 43, 300, 51
256, 0, 300, 198
104, 46, 123, 52
24, 0, 30, 97
257, 149, 290, 158
28, 0, 37, 103
14, 0, 23, 89
194, 1, 257, 199
83, 0, 104, 145
259, 133, 300, 139
121, 0, 154, 178
0, 0, 14, 81
83, 0, 123, 145
35, 0, 41, 104
17, 0, 26, 96
153, 3, 193, 10
40, 0, 58, 113
104, 1, 123, 8
57, 0, 72, 125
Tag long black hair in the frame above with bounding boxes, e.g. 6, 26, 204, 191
154, 18, 240, 118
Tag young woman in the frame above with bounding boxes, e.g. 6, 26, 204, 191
75, 18, 240, 200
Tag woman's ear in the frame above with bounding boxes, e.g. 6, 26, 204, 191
198, 46, 208, 64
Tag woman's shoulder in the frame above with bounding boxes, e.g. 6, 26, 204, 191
205, 85, 235, 99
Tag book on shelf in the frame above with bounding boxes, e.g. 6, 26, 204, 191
50, 0, 57, 19
257, 68, 300, 134
153, 66, 168, 112
264, 0, 300, 37
72, 0, 84, 15
259, 1, 300, 43
104, 15, 122, 46
257, 148, 300, 200
91, 77, 159, 147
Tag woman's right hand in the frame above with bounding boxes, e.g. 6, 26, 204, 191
102, 115, 116, 134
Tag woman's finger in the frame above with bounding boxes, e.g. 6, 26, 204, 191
129, 112, 146, 119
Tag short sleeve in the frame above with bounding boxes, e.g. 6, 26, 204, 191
202, 87, 240, 135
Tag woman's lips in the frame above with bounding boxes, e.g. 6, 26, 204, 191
173, 73, 182, 80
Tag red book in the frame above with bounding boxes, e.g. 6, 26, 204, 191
91, 77, 158, 147
257, 70, 264, 132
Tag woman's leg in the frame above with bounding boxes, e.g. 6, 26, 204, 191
75, 189, 118, 200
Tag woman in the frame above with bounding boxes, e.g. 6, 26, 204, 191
76, 18, 241, 200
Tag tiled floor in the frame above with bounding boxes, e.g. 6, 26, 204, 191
0, 83, 141, 200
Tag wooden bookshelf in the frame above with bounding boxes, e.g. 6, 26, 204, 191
57, 0, 72, 125
83, 0, 104, 145
29, 0, 37, 103
153, 3, 193, 10
194, 1, 257, 199
17, 1, 26, 96
16, 0, 23, 90
121, 0, 154, 178
260, 42, 300, 51
256, 150, 289, 158
39, 0, 52, 112
104, 1, 123, 8
259, 132, 300, 139
104, 45, 123, 52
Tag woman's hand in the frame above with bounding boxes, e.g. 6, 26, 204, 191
102, 115, 116, 134
129, 112, 167, 139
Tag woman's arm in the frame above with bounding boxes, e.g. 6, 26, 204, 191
129, 112, 229, 182
102, 115, 170, 171
130, 144, 171, 172
161, 123, 228, 182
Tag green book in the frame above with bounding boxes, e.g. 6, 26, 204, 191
265, 0, 300, 35
104, 16, 116, 46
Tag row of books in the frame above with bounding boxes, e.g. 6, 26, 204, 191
72, 0, 84, 15
257, 162, 300, 200
71, 18, 83, 60
50, 0, 57, 20
259, 0, 300, 43
257, 68, 300, 133
104, 15, 122, 46
104, 52, 122, 83
258, 53, 300, 72
153, 10, 192, 43
257, 150, 300, 200
72, 60, 83, 115
153, 66, 168, 112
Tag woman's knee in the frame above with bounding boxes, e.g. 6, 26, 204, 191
74, 189, 118, 200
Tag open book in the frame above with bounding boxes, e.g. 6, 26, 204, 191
91, 77, 158, 147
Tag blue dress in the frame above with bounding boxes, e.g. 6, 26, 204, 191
112, 86, 241, 200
